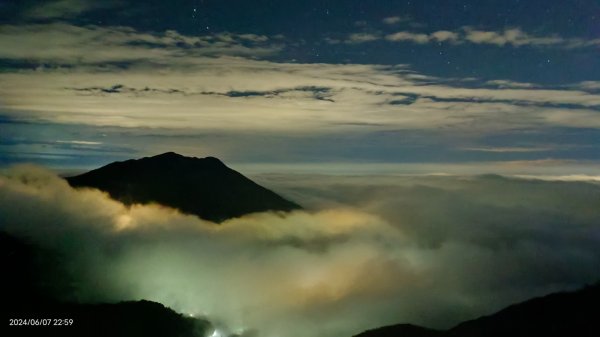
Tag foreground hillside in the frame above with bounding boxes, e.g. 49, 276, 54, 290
356, 283, 599, 337
1, 231, 210, 337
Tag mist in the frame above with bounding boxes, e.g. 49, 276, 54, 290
1, 166, 600, 337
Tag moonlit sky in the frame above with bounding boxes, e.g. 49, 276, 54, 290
1, 0, 600, 173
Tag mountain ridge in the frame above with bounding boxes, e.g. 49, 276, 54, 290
66, 152, 301, 222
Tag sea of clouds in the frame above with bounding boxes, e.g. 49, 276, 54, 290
1, 166, 600, 337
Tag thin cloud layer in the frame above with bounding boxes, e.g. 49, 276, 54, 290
1, 22, 600, 168
0, 23, 281, 63
1, 166, 600, 337
1, 23, 600, 134
21, 0, 115, 20
340, 27, 600, 48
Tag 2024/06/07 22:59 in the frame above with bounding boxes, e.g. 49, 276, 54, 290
8, 318, 74, 326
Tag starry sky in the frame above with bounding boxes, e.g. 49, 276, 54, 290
1, 0, 600, 174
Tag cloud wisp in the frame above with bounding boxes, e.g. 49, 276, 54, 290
2, 166, 600, 337
21, 0, 117, 20
382, 16, 411, 25
336, 27, 600, 49
0, 23, 281, 64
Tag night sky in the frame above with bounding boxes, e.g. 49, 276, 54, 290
0, 0, 599, 173
2, 2, 600, 337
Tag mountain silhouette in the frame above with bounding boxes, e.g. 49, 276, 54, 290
66, 152, 301, 222
354, 283, 599, 337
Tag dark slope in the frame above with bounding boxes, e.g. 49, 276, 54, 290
354, 324, 442, 337
1, 232, 210, 337
354, 283, 600, 337
448, 284, 599, 337
66, 152, 301, 222
0, 231, 60, 306
4, 300, 210, 337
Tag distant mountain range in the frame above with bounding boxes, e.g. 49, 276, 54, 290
355, 283, 599, 337
66, 152, 301, 222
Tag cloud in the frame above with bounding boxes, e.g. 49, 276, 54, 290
0, 23, 282, 64
3, 22, 600, 165
386, 31, 431, 44
2, 52, 600, 134
382, 16, 410, 25
485, 79, 537, 89
2, 166, 600, 337
55, 140, 102, 145
237, 34, 270, 43
571, 81, 600, 92
463, 27, 565, 47
3, 63, 600, 138
346, 33, 380, 44
430, 30, 460, 43
461, 146, 553, 153
22, 0, 115, 20
343, 26, 600, 49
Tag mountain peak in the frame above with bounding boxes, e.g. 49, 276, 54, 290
66, 153, 301, 222
200, 156, 226, 166
146, 153, 225, 166
154, 151, 184, 159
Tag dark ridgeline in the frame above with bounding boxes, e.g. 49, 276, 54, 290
354, 324, 443, 337
66, 152, 301, 222
354, 283, 600, 337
